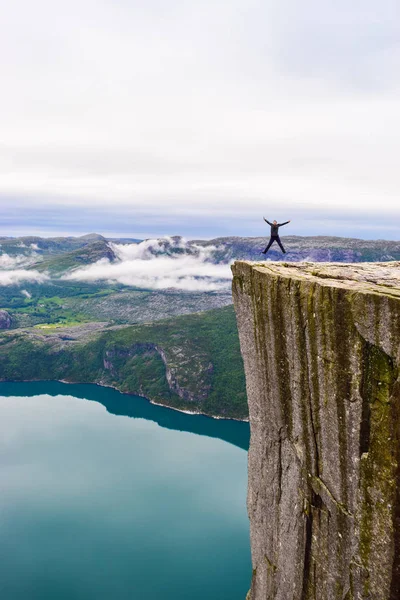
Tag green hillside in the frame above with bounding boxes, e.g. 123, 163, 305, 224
31, 239, 116, 273
0, 306, 248, 420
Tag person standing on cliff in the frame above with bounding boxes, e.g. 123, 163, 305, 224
261, 218, 291, 254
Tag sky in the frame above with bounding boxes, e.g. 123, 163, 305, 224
1, 0, 400, 240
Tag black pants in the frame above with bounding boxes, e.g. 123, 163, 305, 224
262, 236, 286, 254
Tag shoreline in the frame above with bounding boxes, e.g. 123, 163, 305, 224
148, 397, 249, 422
0, 377, 249, 423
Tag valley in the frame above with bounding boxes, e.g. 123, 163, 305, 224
1, 232, 399, 421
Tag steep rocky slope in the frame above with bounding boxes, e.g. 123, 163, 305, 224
232, 260, 400, 600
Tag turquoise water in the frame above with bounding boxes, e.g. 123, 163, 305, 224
0, 382, 251, 600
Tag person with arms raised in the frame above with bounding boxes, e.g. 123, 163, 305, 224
262, 217, 291, 254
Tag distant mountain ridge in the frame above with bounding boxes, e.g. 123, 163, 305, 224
32, 240, 117, 273
2, 233, 400, 276
193, 235, 400, 263
0, 233, 110, 258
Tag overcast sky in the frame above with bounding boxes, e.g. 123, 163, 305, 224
1, 0, 400, 239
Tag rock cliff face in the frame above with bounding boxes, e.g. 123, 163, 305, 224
103, 342, 212, 401
232, 261, 400, 600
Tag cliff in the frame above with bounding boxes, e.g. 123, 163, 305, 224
232, 261, 400, 600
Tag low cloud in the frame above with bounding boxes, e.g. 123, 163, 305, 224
65, 238, 232, 291
0, 252, 48, 286
0, 253, 30, 269
0, 252, 39, 270
0, 269, 48, 286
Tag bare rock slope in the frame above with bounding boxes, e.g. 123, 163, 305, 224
0, 310, 12, 329
232, 261, 400, 600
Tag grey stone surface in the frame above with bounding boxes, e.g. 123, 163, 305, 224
232, 261, 400, 600
0, 309, 12, 329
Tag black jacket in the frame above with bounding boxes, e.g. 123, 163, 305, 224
264, 219, 289, 237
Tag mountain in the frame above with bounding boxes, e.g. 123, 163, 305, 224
0, 234, 107, 257
76, 233, 107, 241
3, 233, 400, 266
31, 239, 117, 273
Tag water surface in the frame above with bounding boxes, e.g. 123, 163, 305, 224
0, 382, 251, 600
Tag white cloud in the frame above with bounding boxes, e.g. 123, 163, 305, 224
0, 254, 31, 269
21, 289, 32, 298
0, 270, 48, 286
0, 252, 48, 286
65, 239, 232, 291
0, 252, 40, 270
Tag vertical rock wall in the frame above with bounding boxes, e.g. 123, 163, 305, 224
232, 261, 400, 600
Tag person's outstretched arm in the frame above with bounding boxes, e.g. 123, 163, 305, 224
278, 220, 291, 227
263, 217, 272, 225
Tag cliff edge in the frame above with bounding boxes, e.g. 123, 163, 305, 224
232, 261, 400, 600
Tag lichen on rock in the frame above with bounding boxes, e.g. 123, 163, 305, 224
232, 261, 400, 600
